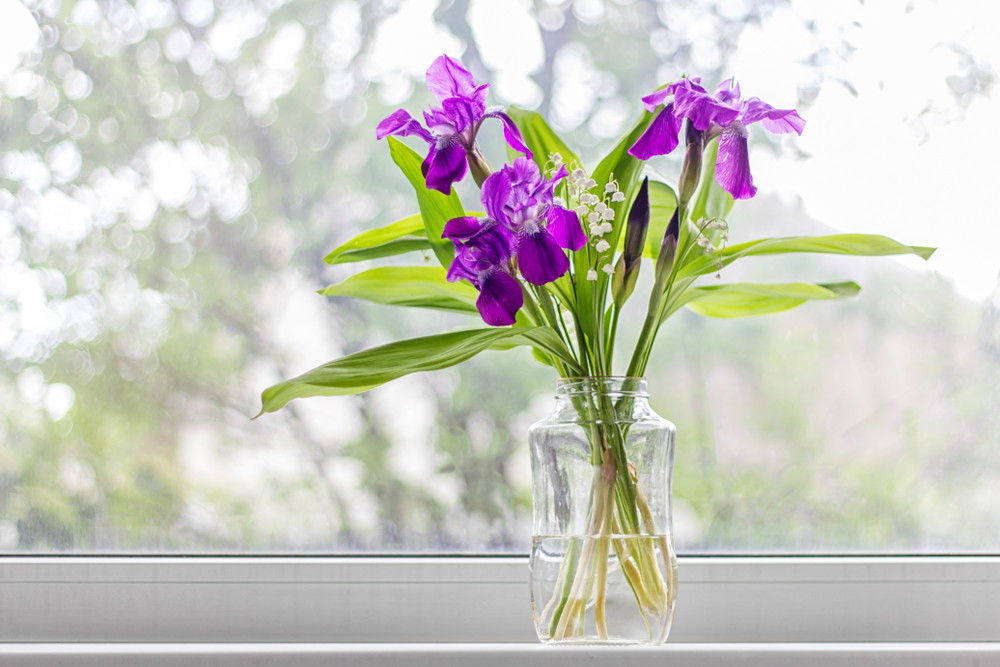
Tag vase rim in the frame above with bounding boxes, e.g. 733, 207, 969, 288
555, 376, 648, 396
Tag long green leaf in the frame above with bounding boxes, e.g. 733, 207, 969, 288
325, 214, 428, 265
386, 137, 464, 268
644, 179, 678, 260
679, 233, 936, 280
671, 281, 861, 319
257, 327, 543, 414
319, 266, 479, 314
505, 107, 581, 171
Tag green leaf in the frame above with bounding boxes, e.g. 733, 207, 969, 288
257, 327, 544, 414
688, 138, 734, 225
387, 137, 465, 268
319, 266, 479, 314
505, 107, 581, 171
644, 180, 678, 260
324, 214, 429, 265
675, 281, 861, 319
679, 233, 937, 280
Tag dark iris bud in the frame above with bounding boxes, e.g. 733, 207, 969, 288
677, 122, 704, 208
612, 177, 650, 309
654, 208, 679, 285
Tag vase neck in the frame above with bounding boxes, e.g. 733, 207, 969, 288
555, 377, 648, 399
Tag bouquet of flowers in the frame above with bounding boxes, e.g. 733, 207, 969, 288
258, 55, 933, 641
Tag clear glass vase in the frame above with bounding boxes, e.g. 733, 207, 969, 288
529, 377, 677, 644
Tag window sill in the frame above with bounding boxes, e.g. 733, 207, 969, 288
2, 556, 999, 644
3, 642, 1000, 666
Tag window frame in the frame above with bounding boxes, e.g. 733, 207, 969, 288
2, 555, 999, 644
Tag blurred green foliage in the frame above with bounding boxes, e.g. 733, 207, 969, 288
0, 0, 997, 553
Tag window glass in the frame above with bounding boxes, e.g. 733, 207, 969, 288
1, 0, 997, 553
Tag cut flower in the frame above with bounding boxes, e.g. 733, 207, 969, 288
629, 78, 805, 199
376, 54, 532, 195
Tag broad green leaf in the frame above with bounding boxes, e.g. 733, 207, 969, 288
324, 214, 428, 265
319, 266, 479, 314
257, 327, 544, 414
505, 107, 581, 171
672, 281, 861, 319
679, 233, 937, 280
325, 238, 431, 265
688, 138, 734, 225
387, 137, 464, 268
643, 180, 678, 260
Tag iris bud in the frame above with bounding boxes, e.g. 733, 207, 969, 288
466, 144, 494, 188
677, 123, 704, 208
612, 177, 650, 309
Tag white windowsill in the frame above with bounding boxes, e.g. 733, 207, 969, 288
2, 555, 999, 665
2, 642, 1000, 666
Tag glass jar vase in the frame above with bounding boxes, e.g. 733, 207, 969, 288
528, 377, 677, 644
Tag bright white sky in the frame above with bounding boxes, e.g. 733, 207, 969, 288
368, 0, 1000, 300
1, 0, 997, 299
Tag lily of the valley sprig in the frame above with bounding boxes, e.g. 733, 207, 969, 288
258, 54, 933, 414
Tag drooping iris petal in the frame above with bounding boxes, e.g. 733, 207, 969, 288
715, 124, 756, 200
740, 98, 806, 135
484, 109, 533, 160
425, 54, 481, 103
376, 109, 434, 142
476, 268, 523, 326
628, 103, 683, 159
422, 141, 468, 195
546, 206, 586, 252
517, 230, 570, 285
442, 216, 483, 241
445, 243, 480, 283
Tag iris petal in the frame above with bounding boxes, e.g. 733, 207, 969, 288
425, 54, 480, 103
546, 206, 586, 252
715, 124, 756, 200
628, 104, 682, 159
481, 171, 513, 225
422, 141, 468, 195
476, 269, 523, 326
483, 110, 533, 160
442, 216, 483, 241
442, 96, 483, 134
376, 109, 434, 143
673, 86, 740, 131
740, 98, 806, 135
517, 230, 570, 285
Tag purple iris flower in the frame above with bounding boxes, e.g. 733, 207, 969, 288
443, 217, 523, 326
375, 54, 532, 195
629, 78, 805, 200
485, 157, 585, 285
443, 158, 585, 325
